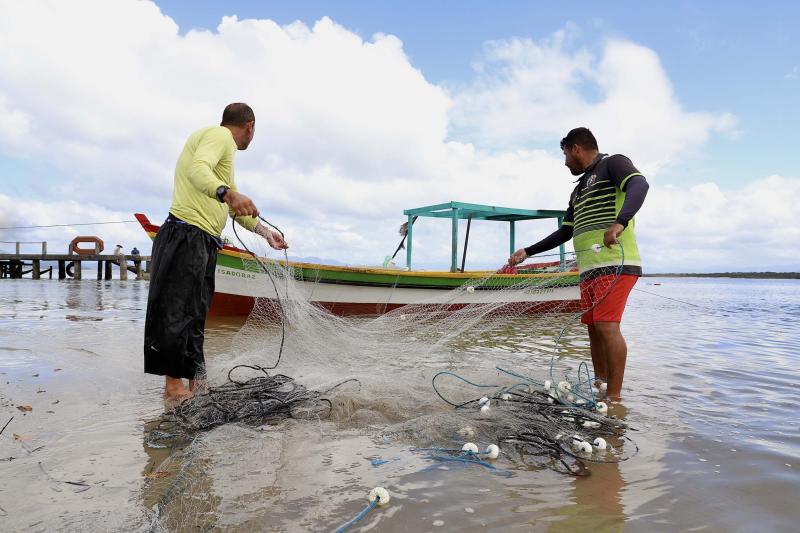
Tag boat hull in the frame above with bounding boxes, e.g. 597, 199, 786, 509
135, 213, 580, 316
211, 263, 581, 316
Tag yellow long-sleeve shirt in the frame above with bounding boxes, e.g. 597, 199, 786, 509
168, 126, 258, 236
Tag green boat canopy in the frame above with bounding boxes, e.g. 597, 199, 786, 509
402, 201, 567, 272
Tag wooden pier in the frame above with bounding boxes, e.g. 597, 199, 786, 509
0, 241, 150, 280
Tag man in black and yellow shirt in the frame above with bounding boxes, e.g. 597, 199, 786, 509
509, 127, 649, 401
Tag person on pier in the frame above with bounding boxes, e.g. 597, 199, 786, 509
144, 103, 288, 401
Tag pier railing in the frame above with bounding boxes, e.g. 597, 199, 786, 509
0, 240, 48, 255
0, 242, 150, 280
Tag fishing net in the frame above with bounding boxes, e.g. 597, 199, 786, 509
154, 365, 361, 434
226, 227, 625, 408
143, 219, 637, 531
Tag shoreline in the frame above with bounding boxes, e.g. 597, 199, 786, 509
644, 272, 799, 280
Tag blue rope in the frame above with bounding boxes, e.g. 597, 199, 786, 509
332, 498, 380, 533
576, 361, 596, 404
431, 371, 500, 407
431, 368, 547, 408
410, 447, 494, 457
495, 366, 543, 386
413, 448, 514, 478
428, 454, 497, 470
505, 382, 533, 393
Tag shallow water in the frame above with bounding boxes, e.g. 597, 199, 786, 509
1, 277, 799, 532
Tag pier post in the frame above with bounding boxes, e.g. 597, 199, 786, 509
10, 260, 22, 278
58, 261, 66, 280
119, 255, 127, 280
32, 260, 40, 280
42, 242, 47, 255
74, 260, 82, 280
135, 260, 143, 280
104, 260, 112, 280
15, 242, 20, 255
97, 260, 102, 280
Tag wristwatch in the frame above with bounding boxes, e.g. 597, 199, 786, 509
216, 185, 230, 203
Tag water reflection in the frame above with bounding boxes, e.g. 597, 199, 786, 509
552, 463, 625, 532
141, 415, 220, 532
551, 405, 630, 532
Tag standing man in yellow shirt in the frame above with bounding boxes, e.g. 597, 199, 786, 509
144, 103, 288, 400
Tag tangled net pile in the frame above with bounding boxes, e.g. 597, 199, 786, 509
156, 365, 360, 433
419, 380, 637, 476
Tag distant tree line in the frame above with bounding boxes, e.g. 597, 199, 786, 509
645, 272, 799, 279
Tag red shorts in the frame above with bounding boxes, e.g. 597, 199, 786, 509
580, 274, 638, 325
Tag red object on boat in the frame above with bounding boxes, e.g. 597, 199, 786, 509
496, 264, 518, 274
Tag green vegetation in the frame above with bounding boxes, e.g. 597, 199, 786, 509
646, 272, 800, 279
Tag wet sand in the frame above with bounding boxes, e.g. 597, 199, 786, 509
1, 278, 799, 532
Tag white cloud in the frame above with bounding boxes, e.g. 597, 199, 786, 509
0, 195, 144, 254
450, 29, 736, 174
639, 175, 800, 272
0, 1, 795, 271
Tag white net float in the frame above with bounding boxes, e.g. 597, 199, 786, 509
485, 444, 500, 459
368, 487, 391, 506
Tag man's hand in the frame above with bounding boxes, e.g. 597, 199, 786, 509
603, 223, 625, 248
224, 190, 259, 218
508, 248, 528, 266
255, 222, 289, 250
265, 230, 289, 250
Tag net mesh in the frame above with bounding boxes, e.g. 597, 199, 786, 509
144, 223, 636, 531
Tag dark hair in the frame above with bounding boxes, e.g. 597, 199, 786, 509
221, 103, 255, 126
560, 127, 598, 151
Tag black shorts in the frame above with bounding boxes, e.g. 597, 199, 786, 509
143, 216, 219, 380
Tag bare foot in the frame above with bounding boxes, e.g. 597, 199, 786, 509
164, 376, 192, 401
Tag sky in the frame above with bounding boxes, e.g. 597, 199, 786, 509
0, 0, 798, 272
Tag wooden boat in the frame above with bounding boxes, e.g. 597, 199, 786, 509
135, 202, 579, 316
